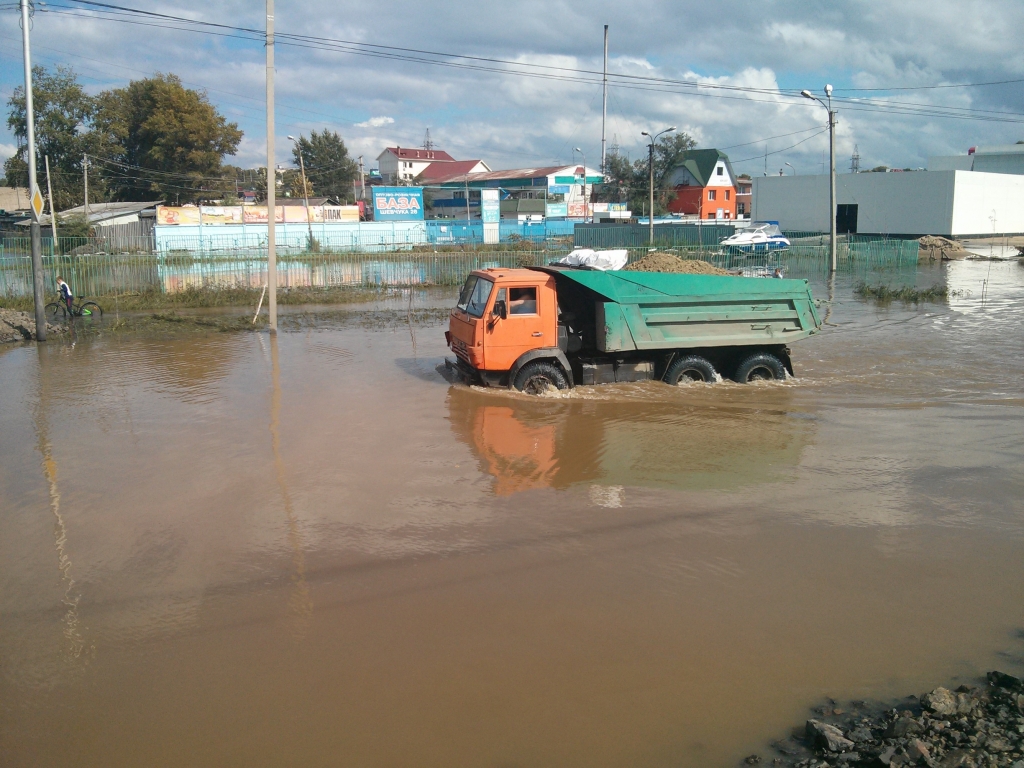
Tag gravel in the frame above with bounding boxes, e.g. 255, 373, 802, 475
748, 671, 1024, 768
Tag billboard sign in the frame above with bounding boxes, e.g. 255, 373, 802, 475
373, 187, 424, 221
545, 202, 568, 218
547, 184, 570, 195
480, 189, 500, 224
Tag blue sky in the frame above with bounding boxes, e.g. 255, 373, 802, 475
2, 0, 1023, 178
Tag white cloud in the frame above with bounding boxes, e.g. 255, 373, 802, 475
355, 116, 395, 129
0, 143, 16, 164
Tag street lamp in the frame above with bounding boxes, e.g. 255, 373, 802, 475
573, 147, 587, 222
785, 162, 796, 175
641, 126, 675, 245
287, 135, 315, 251
801, 85, 837, 272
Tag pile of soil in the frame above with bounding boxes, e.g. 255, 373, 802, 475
624, 252, 732, 275
0, 309, 65, 343
919, 235, 970, 261
755, 670, 1024, 767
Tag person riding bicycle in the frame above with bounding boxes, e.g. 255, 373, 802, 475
55, 276, 73, 314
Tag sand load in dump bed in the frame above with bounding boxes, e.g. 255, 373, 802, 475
623, 252, 732, 275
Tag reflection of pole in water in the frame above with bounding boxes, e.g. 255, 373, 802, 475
823, 272, 837, 326
34, 345, 90, 663
269, 333, 312, 637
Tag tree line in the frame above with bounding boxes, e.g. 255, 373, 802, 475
3, 66, 359, 211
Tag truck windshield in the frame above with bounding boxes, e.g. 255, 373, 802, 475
457, 275, 494, 318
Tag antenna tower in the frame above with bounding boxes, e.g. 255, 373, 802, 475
850, 144, 861, 173
422, 128, 434, 151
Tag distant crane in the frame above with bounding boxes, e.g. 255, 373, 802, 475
850, 144, 861, 173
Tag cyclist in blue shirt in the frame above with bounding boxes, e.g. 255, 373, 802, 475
56, 276, 73, 314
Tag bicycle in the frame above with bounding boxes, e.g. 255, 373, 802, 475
45, 295, 104, 321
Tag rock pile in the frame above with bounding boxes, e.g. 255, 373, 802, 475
0, 308, 65, 343
752, 671, 1024, 767
623, 252, 732, 275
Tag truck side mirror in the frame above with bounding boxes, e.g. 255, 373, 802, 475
493, 300, 507, 320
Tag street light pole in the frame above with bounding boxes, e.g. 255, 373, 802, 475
20, 0, 46, 341
641, 126, 675, 246
785, 162, 796, 175
802, 86, 837, 273
288, 135, 314, 250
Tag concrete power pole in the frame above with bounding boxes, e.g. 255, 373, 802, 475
601, 25, 608, 172
83, 154, 89, 220
266, 0, 277, 332
20, 0, 46, 341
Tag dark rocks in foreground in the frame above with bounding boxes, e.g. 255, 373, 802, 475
750, 671, 1024, 768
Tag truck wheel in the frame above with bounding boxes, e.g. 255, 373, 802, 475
664, 355, 717, 384
733, 352, 787, 383
513, 361, 569, 394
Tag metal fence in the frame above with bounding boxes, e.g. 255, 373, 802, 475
0, 238, 919, 300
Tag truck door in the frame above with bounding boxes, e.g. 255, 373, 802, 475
485, 284, 549, 371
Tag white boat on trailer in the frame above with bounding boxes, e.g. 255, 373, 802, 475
721, 221, 791, 253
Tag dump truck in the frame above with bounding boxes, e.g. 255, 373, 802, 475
445, 266, 822, 393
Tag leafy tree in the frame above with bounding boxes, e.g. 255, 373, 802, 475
596, 131, 696, 215
93, 74, 242, 202
291, 130, 358, 202
4, 65, 97, 211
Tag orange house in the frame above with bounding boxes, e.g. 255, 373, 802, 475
665, 149, 738, 219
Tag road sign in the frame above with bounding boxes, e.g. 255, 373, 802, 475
30, 188, 44, 220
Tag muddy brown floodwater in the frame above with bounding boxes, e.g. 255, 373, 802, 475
1, 261, 1023, 767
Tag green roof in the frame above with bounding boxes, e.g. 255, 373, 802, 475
674, 149, 736, 187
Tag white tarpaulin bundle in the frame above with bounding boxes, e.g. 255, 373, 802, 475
556, 248, 628, 271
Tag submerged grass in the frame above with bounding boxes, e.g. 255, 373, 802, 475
855, 283, 949, 303
0, 285, 397, 313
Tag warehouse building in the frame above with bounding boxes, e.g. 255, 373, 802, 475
752, 170, 1024, 237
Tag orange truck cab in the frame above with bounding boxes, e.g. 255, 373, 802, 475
445, 268, 573, 392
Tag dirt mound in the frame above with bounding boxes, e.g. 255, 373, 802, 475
918, 235, 969, 261
623, 252, 732, 275
0, 308, 65, 343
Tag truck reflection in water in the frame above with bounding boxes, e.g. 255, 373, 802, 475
447, 384, 815, 496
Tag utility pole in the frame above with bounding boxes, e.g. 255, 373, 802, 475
358, 156, 365, 200
45, 154, 57, 248
601, 24, 608, 171
266, 0, 277, 331
465, 179, 470, 224
83, 154, 89, 220
21, 0, 46, 341
802, 86, 838, 272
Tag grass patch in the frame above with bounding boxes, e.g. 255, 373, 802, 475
855, 283, 949, 303
0, 285, 397, 313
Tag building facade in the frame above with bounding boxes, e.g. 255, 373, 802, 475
665, 149, 738, 219
752, 170, 1024, 236
377, 147, 457, 183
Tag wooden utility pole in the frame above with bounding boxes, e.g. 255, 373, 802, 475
21, 0, 46, 340
266, 0, 277, 331
45, 155, 57, 247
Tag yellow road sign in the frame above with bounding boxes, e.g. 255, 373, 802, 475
30, 188, 45, 220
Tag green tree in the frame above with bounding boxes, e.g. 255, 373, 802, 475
596, 131, 696, 215
291, 130, 358, 202
4, 65, 97, 211
93, 74, 242, 202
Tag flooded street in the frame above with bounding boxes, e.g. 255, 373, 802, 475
2, 261, 1023, 767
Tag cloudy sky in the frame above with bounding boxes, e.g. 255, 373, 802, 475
2, 0, 1023, 178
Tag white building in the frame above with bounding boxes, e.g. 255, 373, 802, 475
929, 144, 1024, 175
376, 147, 458, 183
752, 171, 1024, 237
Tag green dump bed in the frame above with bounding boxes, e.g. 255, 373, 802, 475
539, 268, 822, 352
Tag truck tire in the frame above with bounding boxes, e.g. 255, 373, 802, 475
664, 355, 717, 385
512, 361, 569, 394
733, 352, 787, 383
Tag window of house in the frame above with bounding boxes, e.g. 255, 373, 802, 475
508, 287, 538, 315
707, 212, 715, 219
717, 166, 723, 175
738, 203, 746, 214
725, 190, 731, 200
708, 190, 716, 201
